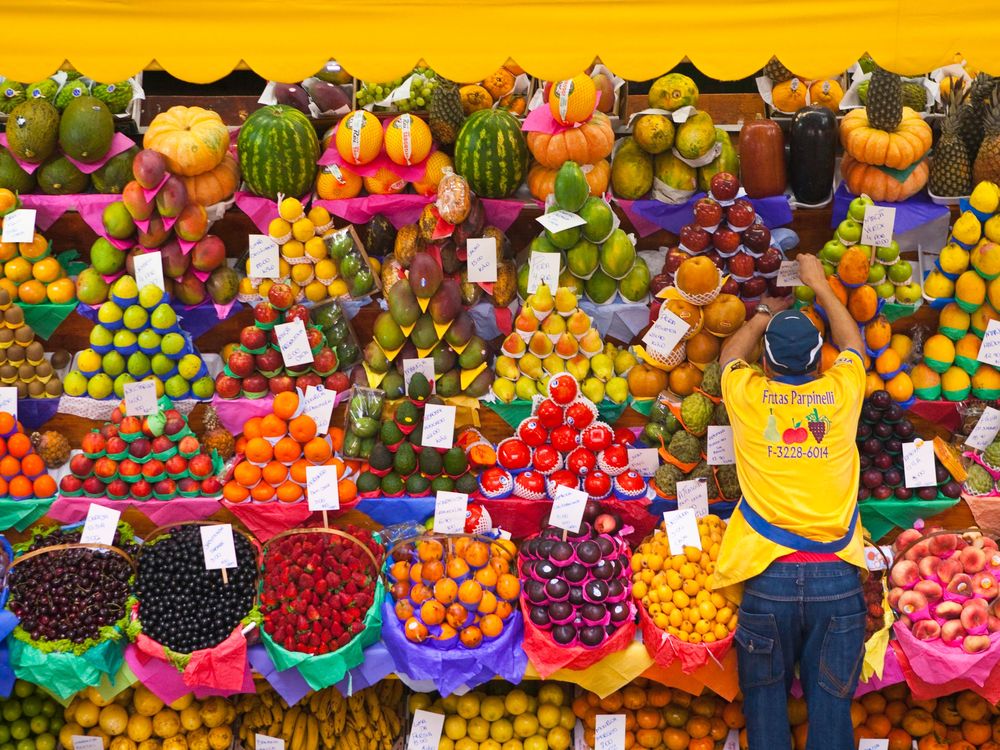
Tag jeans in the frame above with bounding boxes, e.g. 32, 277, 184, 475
735, 561, 865, 750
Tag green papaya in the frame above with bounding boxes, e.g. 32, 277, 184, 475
653, 152, 697, 202
674, 111, 716, 160
610, 137, 653, 200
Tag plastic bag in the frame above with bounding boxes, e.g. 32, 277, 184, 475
341, 386, 385, 459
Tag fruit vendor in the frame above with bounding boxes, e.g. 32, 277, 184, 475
714, 254, 867, 750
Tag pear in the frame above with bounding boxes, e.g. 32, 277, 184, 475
529, 284, 554, 319
554, 332, 579, 360
98, 301, 124, 327
541, 314, 566, 341
542, 355, 566, 375
528, 332, 554, 358
493, 378, 516, 403
514, 308, 539, 338
519, 352, 544, 380
581, 377, 605, 403
614, 349, 638, 375
150, 302, 177, 331
178, 353, 203, 380
111, 275, 138, 304
494, 355, 521, 381
554, 287, 578, 316
537, 373, 553, 395
591, 353, 614, 382
515, 376, 539, 400
501, 333, 526, 359
139, 284, 165, 310
566, 310, 592, 338
566, 354, 591, 382
579, 329, 603, 357
605, 376, 629, 404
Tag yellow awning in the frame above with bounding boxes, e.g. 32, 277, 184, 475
1, 1, 999, 84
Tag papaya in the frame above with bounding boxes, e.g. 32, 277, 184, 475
648, 73, 699, 112
674, 111, 716, 160
610, 137, 653, 199
653, 151, 696, 201
697, 129, 740, 192
553, 161, 589, 212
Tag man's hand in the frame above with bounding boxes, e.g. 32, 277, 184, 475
759, 296, 792, 315
797, 254, 829, 292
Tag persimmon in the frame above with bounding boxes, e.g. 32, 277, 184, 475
244, 437, 273, 464
273, 437, 301, 464
276, 481, 302, 503
394, 599, 413, 621
223, 481, 250, 503
233, 462, 262, 487
262, 461, 288, 486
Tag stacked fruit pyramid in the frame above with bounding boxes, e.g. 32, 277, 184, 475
65, 277, 215, 401
0, 411, 57, 499
354, 372, 479, 498
0, 291, 68, 399
215, 284, 342, 400
0, 196, 77, 306
58, 398, 224, 500
224, 389, 355, 505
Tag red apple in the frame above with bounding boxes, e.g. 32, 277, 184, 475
228, 350, 255, 378
59, 475, 83, 494
678, 224, 711, 253
693, 198, 724, 229
82, 432, 107, 456
710, 172, 740, 201
106, 435, 127, 456
254, 302, 279, 327
119, 459, 142, 478
109, 408, 124, 425
721, 277, 741, 296
178, 477, 201, 494
70, 454, 94, 478
142, 459, 166, 479
742, 222, 772, 254
664, 247, 688, 274
305, 327, 324, 352
200, 477, 222, 495
295, 374, 323, 392
240, 326, 267, 351
712, 227, 741, 255
165, 455, 188, 476
313, 347, 338, 376
255, 348, 284, 376
163, 410, 185, 436
285, 305, 310, 325
728, 253, 756, 279
727, 198, 756, 229
269, 375, 296, 394
650, 273, 672, 296
705, 250, 724, 270
324, 372, 351, 393
130, 438, 151, 460
267, 283, 294, 311
214, 374, 242, 400
189, 454, 213, 479
242, 373, 268, 397
178, 435, 200, 455
742, 276, 769, 298
132, 479, 153, 499
151, 436, 173, 455
756, 247, 783, 275
106, 478, 130, 498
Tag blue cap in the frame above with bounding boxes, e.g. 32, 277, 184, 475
763, 310, 823, 376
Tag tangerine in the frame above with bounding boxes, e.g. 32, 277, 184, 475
328, 427, 345, 453
19, 233, 48, 261
434, 578, 458, 604
459, 625, 483, 648
222, 482, 250, 503
243, 417, 264, 440
234, 462, 262, 487
420, 599, 445, 625
244, 437, 273, 464
686, 716, 711, 740
32, 475, 55, 498
7, 432, 30, 459
289, 459, 309, 484
32, 257, 60, 283
0, 455, 19, 479
47, 278, 75, 304
17, 280, 46, 305
480, 613, 503, 638
4, 257, 30, 284
262, 461, 288, 485
260, 414, 287, 439
251, 483, 276, 502
9, 475, 32, 498
289, 415, 317, 443
276, 481, 303, 503
304, 437, 332, 464
274, 436, 301, 464
0, 243, 14, 263
272, 391, 299, 420
338, 479, 357, 505
458, 579, 483, 605
0, 189, 15, 213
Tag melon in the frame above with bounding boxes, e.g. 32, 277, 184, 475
6, 99, 59, 163
92, 147, 138, 193
0, 147, 36, 193
453, 109, 528, 198
238, 105, 320, 200
59, 96, 115, 163
37, 154, 89, 195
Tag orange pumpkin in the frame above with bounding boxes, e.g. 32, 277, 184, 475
627, 363, 668, 398
527, 112, 614, 168
840, 155, 928, 202
527, 160, 610, 201
143, 106, 230, 177
181, 154, 240, 205
840, 107, 932, 169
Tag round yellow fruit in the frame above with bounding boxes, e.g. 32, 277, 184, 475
955, 270, 986, 308
336, 110, 383, 166
99, 704, 129, 737
971, 180, 1000, 214
953, 211, 983, 246
384, 114, 433, 166
444, 716, 468, 741
923, 269, 955, 299
939, 242, 971, 275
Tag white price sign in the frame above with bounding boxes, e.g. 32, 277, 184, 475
434, 491, 468, 535
248, 234, 280, 278
627, 448, 660, 477
402, 358, 436, 392
857, 740, 889, 750
776, 260, 801, 287
663, 509, 701, 555
594, 716, 626, 750
642, 308, 690, 358
722, 730, 740, 750
407, 710, 445, 750
134, 251, 165, 292
123, 380, 158, 416
903, 439, 937, 489
255, 735, 285, 750
979, 320, 1000, 366
275, 320, 315, 367
422, 404, 456, 449
301, 385, 336, 435
966, 407, 1000, 450
526, 251, 561, 294
861, 205, 896, 248
2, 209, 36, 243
864, 545, 894, 572
79, 504, 121, 547
707, 426, 735, 465
466, 237, 498, 283
676, 479, 709, 518
72, 737, 104, 750
200, 524, 238, 570
306, 465, 340, 511
536, 210, 587, 234
0, 387, 16, 421
550, 484, 589, 533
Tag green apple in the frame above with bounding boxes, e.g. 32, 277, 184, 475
875, 240, 900, 264
161, 332, 186, 357
63, 371, 87, 397
191, 375, 215, 398
821, 260, 836, 277
848, 194, 874, 222
111, 275, 138, 303
837, 218, 862, 245
874, 281, 896, 299
818, 239, 848, 264
151, 353, 174, 377
868, 265, 886, 284
87, 373, 114, 399
77, 348, 102, 374
113, 373, 136, 398
895, 282, 922, 304
888, 260, 912, 284
127, 352, 151, 378
101, 351, 126, 378
794, 285, 815, 303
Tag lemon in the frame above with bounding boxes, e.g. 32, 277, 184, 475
537, 685, 564, 708
468, 717, 491, 743
986, 215, 1000, 243
457, 694, 482, 720
281, 240, 305, 259
505, 690, 530, 718
923, 334, 956, 373
444, 716, 468, 741
305, 237, 327, 260
938, 302, 971, 340
939, 242, 971, 275
304, 280, 328, 302
292, 218, 316, 242
513, 714, 538, 738
971, 181, 1000, 214
953, 211, 983, 245
536, 705, 560, 730
973, 239, 1000, 279
924, 270, 955, 300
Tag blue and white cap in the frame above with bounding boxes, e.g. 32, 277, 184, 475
763, 310, 823, 376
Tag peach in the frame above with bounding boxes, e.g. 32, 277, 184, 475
888, 587, 903, 611
935, 601, 963, 620
947, 574, 974, 599
912, 620, 941, 641
918, 556, 941, 579
937, 557, 965, 584
960, 546, 988, 574
914, 579, 943, 602
890, 560, 919, 588
963, 634, 991, 653
898, 590, 927, 615
941, 620, 967, 644
960, 600, 989, 631
929, 533, 960, 557
973, 571, 997, 598
895, 528, 923, 551
990, 616, 1000, 633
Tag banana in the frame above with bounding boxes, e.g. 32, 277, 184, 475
307, 715, 320, 750
282, 706, 302, 741
291, 711, 309, 750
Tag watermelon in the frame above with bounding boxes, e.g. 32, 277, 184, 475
238, 105, 320, 200
453, 109, 527, 198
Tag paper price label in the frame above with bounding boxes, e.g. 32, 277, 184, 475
408, 710, 445, 750
594, 715, 626, 750
403, 358, 436, 392
301, 385, 336, 435
979, 320, 1000, 366
72, 737, 105, 750
722, 730, 740, 750
707, 426, 735, 465
642, 308, 690, 358
865, 545, 893, 572
0, 387, 16, 421
526, 251, 561, 294
255, 735, 285, 750
275, 320, 315, 367
422, 404, 456, 449
306, 465, 340, 511
627, 448, 660, 477
248, 235, 280, 278
861, 205, 896, 248
536, 210, 587, 234
124, 380, 158, 416
200, 524, 238, 570
2, 209, 36, 243
79, 504, 121, 547
857, 740, 889, 750
966, 406, 1000, 450
550, 484, 589, 533
466, 237, 498, 283
663, 509, 701, 555
903, 439, 936, 488
776, 260, 801, 287
434, 491, 468, 534
676, 479, 709, 518
134, 251, 165, 292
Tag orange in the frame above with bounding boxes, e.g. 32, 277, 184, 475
709, 717, 728, 741
260, 414, 287, 439
961, 721, 990, 745
289, 459, 309, 484
686, 716, 711, 740
273, 437, 301, 464
272, 391, 299, 420
9, 475, 31, 498
223, 481, 250, 503
32, 257, 61, 284
548, 74, 597, 125
662, 728, 689, 750
0, 243, 14, 263
289, 415, 317, 444
304, 437, 331, 464
32, 475, 55, 498
16, 280, 45, 305
0, 477, 8, 496
420, 600, 445, 626
688, 739, 714, 750
480, 613, 503, 638
20, 453, 43, 477
18, 233, 48, 261
363, 167, 405, 196
262, 461, 288, 486
46, 278, 75, 304
0, 455, 19, 479
496, 573, 520, 601
276, 481, 303, 503
251, 483, 275, 502
0, 279, 15, 301
338, 478, 357, 505
234, 462, 262, 487
384, 114, 432, 166
328, 427, 345, 453
242, 417, 264, 440
459, 625, 482, 648
458, 579, 483, 605
865, 715, 892, 738
791, 723, 808, 750
464, 541, 489, 568
887, 728, 914, 750
7, 433, 30, 459
636, 708, 660, 730
315, 164, 363, 200
394, 600, 413, 622
244, 438, 273, 464
787, 697, 809, 726
0, 189, 16, 214
722, 702, 745, 730
336, 111, 383, 166
860, 693, 887, 716
234, 436, 247, 455
433, 578, 457, 604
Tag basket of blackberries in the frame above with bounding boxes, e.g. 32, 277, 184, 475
5, 523, 137, 699
128, 522, 260, 693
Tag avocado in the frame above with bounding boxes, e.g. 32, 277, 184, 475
395, 400, 418, 427
405, 474, 431, 496
380, 420, 404, 446
353, 416, 379, 438
443, 447, 468, 476
408, 372, 431, 401
368, 443, 393, 472
454, 473, 478, 494
430, 476, 455, 493
360, 437, 375, 458
394, 443, 417, 476
342, 430, 362, 457
381, 472, 404, 495
419, 449, 443, 477
436, 370, 460, 397
357, 472, 380, 493
382, 370, 405, 399
409, 424, 424, 446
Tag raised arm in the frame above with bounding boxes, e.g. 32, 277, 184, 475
798, 254, 864, 355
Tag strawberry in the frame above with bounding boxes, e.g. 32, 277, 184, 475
315, 579, 329, 595
296, 615, 309, 632
307, 605, 320, 621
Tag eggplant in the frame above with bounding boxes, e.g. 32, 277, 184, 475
789, 105, 837, 205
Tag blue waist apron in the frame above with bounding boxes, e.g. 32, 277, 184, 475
738, 498, 859, 553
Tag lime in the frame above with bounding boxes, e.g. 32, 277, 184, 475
14, 738, 33, 750
0, 725, 10, 743
12, 683, 33, 700
33, 736, 54, 750
39, 702, 56, 719
2, 704, 22, 723
0, 741, 15, 750
28, 717, 46, 735
21, 698, 41, 719
44, 719, 61, 735
9, 720, 29, 741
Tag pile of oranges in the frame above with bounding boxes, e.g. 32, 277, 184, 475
224, 390, 356, 505
0, 191, 76, 305
572, 681, 747, 750
388, 536, 520, 650
0, 411, 57, 499
631, 514, 738, 644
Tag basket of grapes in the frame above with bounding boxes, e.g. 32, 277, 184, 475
5, 524, 137, 699
127, 522, 261, 694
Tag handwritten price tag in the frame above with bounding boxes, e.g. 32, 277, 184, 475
407, 710, 445, 750
594, 716, 626, 750
526, 251, 561, 294
306, 465, 340, 511
0, 387, 16, 421
248, 235, 280, 279
422, 404, 456, 449
861, 205, 896, 248
903, 439, 937, 488
707, 426, 735, 465
79, 504, 121, 547
663, 509, 701, 555
200, 524, 238, 570
434, 491, 468, 534
676, 479, 709, 518
967, 406, 1000, 450
627, 448, 660, 477
255, 735, 285, 750
275, 320, 315, 368
865, 545, 894, 572
979, 320, 1000, 366
72, 737, 105, 750
2, 209, 36, 243
550, 484, 589, 533
466, 237, 498, 283
776, 260, 801, 287
722, 730, 740, 750
858, 740, 889, 750
124, 380, 158, 416
402, 358, 436, 392
642, 308, 690, 358
134, 251, 165, 292
536, 210, 587, 234
301, 385, 336, 435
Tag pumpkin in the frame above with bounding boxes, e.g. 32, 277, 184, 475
143, 106, 229, 177
627, 363, 668, 398
459, 85, 493, 115
809, 79, 844, 109
527, 111, 614, 169
481, 69, 516, 101
840, 106, 932, 169
180, 154, 240, 205
499, 94, 527, 116
527, 160, 610, 201
840, 154, 929, 202
771, 78, 807, 112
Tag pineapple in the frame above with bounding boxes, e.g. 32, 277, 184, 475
867, 65, 902, 132
31, 431, 70, 468
973, 91, 1000, 185
763, 57, 794, 83
428, 80, 465, 146
929, 87, 973, 197
958, 73, 995, 160
201, 407, 235, 461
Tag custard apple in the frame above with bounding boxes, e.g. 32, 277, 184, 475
701, 362, 721, 397
717, 463, 741, 500
680, 392, 713, 434
26, 79, 58, 100
667, 430, 700, 464
92, 81, 133, 114
984, 439, 1000, 469
712, 401, 730, 426
655, 464, 682, 496
0, 82, 25, 114
965, 463, 994, 496
689, 461, 719, 499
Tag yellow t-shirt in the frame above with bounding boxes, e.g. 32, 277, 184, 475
712, 350, 868, 602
